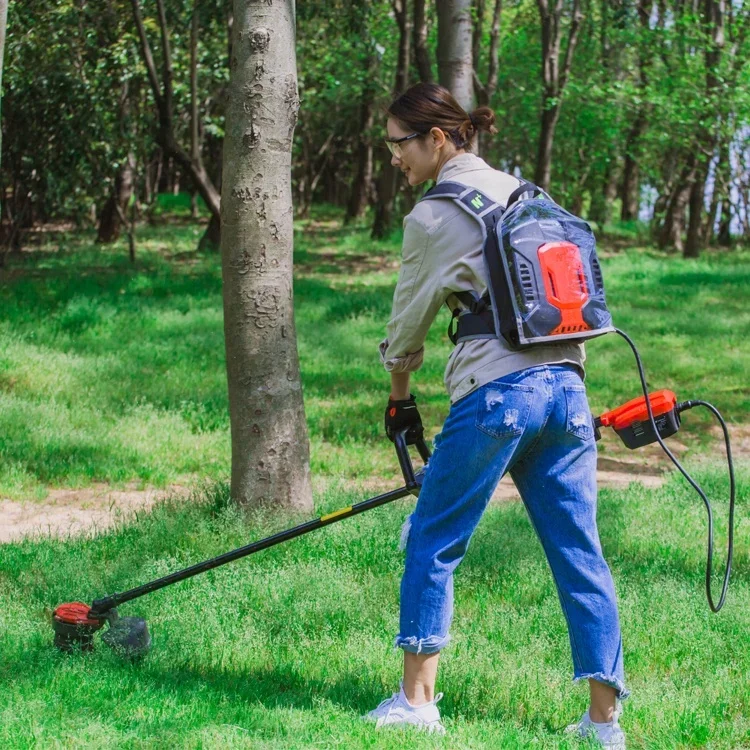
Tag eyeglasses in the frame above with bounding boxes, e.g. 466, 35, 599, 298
384, 132, 421, 158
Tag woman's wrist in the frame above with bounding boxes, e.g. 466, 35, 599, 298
390, 372, 411, 401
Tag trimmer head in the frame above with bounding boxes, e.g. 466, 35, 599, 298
52, 602, 104, 652
52, 602, 151, 659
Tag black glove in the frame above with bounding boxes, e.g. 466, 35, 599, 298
384, 393, 423, 443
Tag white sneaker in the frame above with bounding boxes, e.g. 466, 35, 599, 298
363, 681, 446, 734
565, 708, 626, 749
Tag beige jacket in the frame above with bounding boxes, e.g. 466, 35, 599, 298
379, 152, 586, 404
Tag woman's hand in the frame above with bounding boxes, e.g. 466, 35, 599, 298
384, 394, 424, 443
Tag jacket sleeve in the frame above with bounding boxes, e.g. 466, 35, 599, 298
379, 214, 445, 373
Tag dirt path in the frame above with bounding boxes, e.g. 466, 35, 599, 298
0, 463, 668, 545
0, 484, 191, 543
4, 424, 743, 544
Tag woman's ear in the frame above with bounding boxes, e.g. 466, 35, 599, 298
429, 127, 447, 150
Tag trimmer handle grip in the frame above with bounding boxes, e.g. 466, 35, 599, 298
394, 429, 432, 497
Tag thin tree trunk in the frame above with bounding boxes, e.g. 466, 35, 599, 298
684, 0, 727, 257
345, 3, 377, 223
413, 0, 433, 82
684, 173, 707, 258
98, 154, 136, 243
346, 98, 374, 222
221, 0, 312, 511
620, 113, 646, 221
130, 0, 221, 240
371, 0, 410, 239
620, 2, 652, 220
0, 0, 8, 170
472, 0, 502, 157
657, 157, 696, 251
534, 0, 583, 190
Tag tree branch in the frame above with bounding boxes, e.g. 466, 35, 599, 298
190, 0, 200, 163
129, 0, 164, 113
559, 0, 582, 93
155, 0, 174, 134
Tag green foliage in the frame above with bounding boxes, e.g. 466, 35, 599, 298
5, 0, 750, 246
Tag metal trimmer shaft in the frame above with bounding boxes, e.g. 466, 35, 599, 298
89, 431, 431, 617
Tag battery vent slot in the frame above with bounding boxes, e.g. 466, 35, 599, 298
591, 257, 604, 290
518, 262, 535, 300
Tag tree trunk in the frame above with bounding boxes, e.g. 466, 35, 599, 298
98, 154, 136, 243
534, 0, 583, 191
657, 158, 695, 252
437, 0, 474, 110
619, 0, 652, 221
345, 4, 377, 224
199, 213, 220, 252
713, 138, 732, 246
684, 169, 707, 258
221, 0, 312, 511
620, 116, 646, 221
0, 0, 8, 170
345, 98, 374, 222
413, 0, 433, 82
471, 0, 502, 157
535, 103, 561, 191
371, 147, 399, 240
370, 0, 410, 239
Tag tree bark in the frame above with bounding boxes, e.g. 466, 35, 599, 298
472, 0, 502, 157
345, 4, 377, 223
346, 97, 374, 222
221, 0, 312, 511
534, 0, 583, 191
684, 0, 726, 258
0, 0, 8, 169
684, 173, 707, 258
371, 0, 411, 239
437, 0, 475, 110
657, 156, 696, 252
98, 154, 136, 243
413, 0, 433, 82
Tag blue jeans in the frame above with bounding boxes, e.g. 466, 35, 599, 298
395, 364, 629, 699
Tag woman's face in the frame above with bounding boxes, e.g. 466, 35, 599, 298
386, 117, 452, 186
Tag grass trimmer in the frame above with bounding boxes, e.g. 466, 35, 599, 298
51, 432, 431, 658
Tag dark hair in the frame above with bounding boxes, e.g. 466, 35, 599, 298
386, 82, 498, 152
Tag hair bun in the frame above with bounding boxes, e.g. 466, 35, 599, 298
469, 107, 498, 136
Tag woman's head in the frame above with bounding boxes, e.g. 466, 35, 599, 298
385, 82, 498, 186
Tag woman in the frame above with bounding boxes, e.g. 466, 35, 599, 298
363, 83, 629, 749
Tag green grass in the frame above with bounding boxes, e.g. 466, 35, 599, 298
1, 210, 748, 498
0, 472, 748, 748
1, 207, 749, 746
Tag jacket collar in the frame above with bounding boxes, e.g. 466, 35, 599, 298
436, 152, 491, 184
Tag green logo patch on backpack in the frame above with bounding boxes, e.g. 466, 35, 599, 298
470, 194, 484, 210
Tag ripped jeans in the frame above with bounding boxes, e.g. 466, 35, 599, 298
395, 364, 629, 699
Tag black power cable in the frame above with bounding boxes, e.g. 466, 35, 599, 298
614, 328, 736, 612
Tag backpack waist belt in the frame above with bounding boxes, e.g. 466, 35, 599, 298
451, 308, 497, 345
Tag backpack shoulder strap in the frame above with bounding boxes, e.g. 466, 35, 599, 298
505, 179, 554, 209
420, 181, 502, 239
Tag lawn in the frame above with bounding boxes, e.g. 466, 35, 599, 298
0, 208, 748, 748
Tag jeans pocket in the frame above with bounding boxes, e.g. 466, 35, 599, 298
475, 382, 534, 439
564, 385, 593, 440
